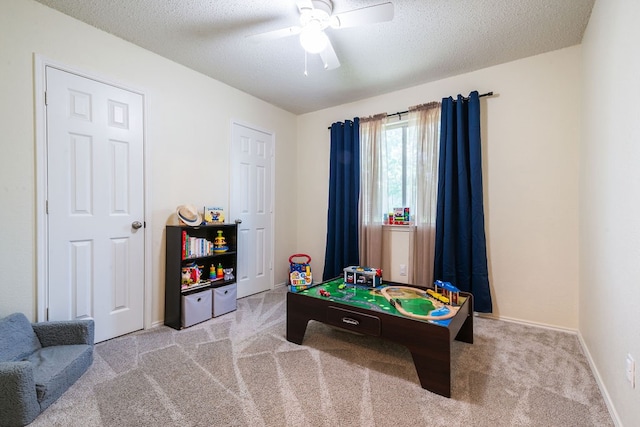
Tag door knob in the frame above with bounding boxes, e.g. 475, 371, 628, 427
132, 221, 143, 229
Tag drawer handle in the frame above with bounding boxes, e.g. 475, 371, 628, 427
342, 317, 359, 326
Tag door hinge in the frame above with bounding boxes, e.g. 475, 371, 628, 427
45, 200, 48, 214
44, 91, 48, 106
46, 307, 49, 321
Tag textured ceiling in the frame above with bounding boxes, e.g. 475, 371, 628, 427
34, 0, 595, 114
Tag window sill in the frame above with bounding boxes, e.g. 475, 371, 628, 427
382, 224, 416, 232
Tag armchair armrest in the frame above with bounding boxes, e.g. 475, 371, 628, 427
32, 319, 95, 347
0, 361, 40, 425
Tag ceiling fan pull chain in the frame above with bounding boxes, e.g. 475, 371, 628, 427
304, 50, 308, 76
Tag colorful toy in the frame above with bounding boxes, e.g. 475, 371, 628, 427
182, 268, 191, 284
288, 254, 313, 292
392, 207, 410, 225
379, 285, 457, 320
216, 263, 223, 279
204, 206, 225, 224
343, 266, 383, 287
213, 230, 228, 253
433, 280, 461, 306
182, 264, 203, 286
299, 278, 465, 323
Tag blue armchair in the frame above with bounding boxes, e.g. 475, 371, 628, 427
0, 313, 94, 427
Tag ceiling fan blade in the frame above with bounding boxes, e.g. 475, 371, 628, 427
247, 25, 302, 42
331, 2, 394, 29
319, 38, 340, 70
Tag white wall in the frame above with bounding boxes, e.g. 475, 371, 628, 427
0, 0, 298, 325
297, 46, 582, 330
3, 0, 634, 422
581, 0, 640, 424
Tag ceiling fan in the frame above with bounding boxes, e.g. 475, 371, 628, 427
249, 0, 394, 71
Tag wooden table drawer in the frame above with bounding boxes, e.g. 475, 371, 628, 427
327, 306, 381, 336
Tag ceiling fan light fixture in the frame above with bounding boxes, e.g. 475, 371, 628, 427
299, 20, 329, 54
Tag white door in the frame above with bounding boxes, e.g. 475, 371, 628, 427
230, 122, 274, 298
46, 67, 145, 343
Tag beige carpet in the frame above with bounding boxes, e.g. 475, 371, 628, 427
30, 286, 613, 426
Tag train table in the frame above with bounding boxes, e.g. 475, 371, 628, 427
286, 277, 473, 397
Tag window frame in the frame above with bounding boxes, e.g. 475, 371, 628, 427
384, 120, 411, 212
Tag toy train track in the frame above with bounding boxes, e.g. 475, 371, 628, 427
379, 286, 458, 320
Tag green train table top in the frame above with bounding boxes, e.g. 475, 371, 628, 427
295, 278, 466, 326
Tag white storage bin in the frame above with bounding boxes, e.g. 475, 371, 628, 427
213, 283, 237, 317
181, 289, 212, 327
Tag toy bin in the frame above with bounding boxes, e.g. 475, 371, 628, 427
181, 289, 212, 327
288, 253, 313, 292
213, 283, 237, 317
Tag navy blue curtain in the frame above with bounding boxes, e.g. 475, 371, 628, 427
434, 91, 492, 313
322, 118, 360, 280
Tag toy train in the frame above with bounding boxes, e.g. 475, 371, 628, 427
428, 280, 461, 306
426, 289, 450, 304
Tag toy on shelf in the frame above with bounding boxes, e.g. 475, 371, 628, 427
208, 264, 225, 282
223, 268, 234, 281
387, 207, 411, 225
216, 263, 223, 279
182, 264, 203, 287
343, 266, 383, 288
204, 206, 225, 224
213, 230, 228, 253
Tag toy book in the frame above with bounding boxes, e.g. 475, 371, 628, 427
204, 206, 225, 223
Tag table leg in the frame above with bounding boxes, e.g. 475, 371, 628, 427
455, 311, 474, 344
286, 294, 310, 344
286, 315, 309, 344
410, 344, 452, 398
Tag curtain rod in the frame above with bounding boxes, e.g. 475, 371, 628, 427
327, 91, 494, 129
386, 91, 494, 120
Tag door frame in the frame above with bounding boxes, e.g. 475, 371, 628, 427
230, 119, 276, 296
34, 55, 153, 332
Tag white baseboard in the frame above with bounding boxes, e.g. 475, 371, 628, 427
475, 313, 620, 426
475, 313, 578, 334
576, 332, 622, 427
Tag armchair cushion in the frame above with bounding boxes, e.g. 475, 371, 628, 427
0, 313, 42, 362
26, 344, 93, 410
32, 320, 94, 347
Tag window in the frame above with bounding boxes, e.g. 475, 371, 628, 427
359, 103, 441, 283
384, 121, 415, 218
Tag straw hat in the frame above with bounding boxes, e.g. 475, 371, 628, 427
176, 204, 202, 226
